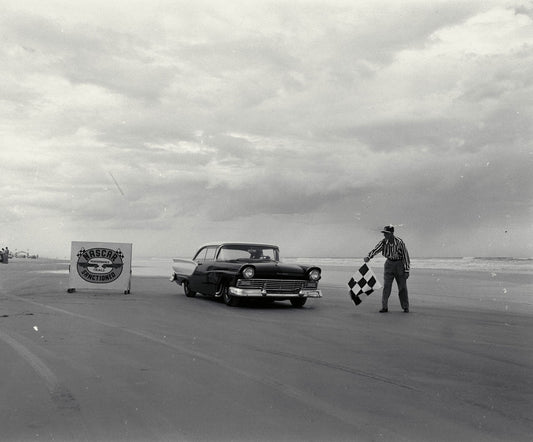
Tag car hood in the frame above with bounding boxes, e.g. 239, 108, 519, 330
250, 262, 318, 278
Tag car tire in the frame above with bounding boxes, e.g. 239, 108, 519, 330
183, 281, 196, 297
221, 283, 238, 307
290, 298, 307, 308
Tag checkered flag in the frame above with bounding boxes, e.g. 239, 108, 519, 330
348, 263, 382, 306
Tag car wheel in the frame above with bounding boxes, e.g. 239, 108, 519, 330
183, 281, 196, 298
221, 283, 238, 307
290, 298, 307, 308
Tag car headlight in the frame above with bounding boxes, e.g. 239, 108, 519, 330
308, 269, 321, 281
242, 266, 255, 279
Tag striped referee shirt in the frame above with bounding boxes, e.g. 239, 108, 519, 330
367, 236, 410, 272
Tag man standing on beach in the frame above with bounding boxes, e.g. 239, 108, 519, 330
364, 225, 410, 313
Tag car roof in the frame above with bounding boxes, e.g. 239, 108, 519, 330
199, 242, 279, 249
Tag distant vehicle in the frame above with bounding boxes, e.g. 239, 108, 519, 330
170, 242, 322, 307
14, 251, 29, 258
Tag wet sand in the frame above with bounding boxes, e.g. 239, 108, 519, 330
1, 259, 532, 441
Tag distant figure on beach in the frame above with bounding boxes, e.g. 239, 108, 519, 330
364, 225, 410, 313
3, 247, 9, 263
1, 248, 4, 263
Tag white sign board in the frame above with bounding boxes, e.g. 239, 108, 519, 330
68, 241, 132, 294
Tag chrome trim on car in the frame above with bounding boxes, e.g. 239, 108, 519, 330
236, 278, 318, 292
231, 279, 322, 298
229, 287, 322, 298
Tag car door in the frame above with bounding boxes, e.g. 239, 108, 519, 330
188, 247, 208, 293
197, 246, 218, 295
190, 246, 218, 295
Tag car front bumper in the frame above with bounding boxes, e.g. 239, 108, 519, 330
229, 287, 322, 298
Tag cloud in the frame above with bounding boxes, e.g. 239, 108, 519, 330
0, 0, 531, 258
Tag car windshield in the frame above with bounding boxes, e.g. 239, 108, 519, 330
217, 245, 279, 262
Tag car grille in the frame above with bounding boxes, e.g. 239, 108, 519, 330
236, 279, 317, 294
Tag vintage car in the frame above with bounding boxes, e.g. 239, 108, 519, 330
170, 242, 322, 307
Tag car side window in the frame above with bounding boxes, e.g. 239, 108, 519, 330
217, 247, 249, 261
194, 248, 208, 262
205, 246, 217, 261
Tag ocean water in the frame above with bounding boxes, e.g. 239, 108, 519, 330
131, 256, 532, 277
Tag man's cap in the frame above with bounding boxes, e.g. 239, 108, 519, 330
381, 225, 394, 234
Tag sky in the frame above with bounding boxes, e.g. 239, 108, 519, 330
1, 0, 532, 259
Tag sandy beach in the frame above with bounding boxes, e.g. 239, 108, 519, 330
1, 258, 532, 442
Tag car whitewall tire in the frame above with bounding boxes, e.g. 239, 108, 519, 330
290, 298, 307, 308
221, 283, 238, 307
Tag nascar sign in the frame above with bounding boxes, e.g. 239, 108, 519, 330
68, 241, 132, 294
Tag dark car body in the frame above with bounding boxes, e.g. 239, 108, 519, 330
170, 242, 322, 307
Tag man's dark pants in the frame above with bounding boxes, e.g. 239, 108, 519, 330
382, 259, 409, 310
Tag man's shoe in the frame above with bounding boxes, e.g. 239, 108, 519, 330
403, 308, 409, 313
379, 308, 388, 313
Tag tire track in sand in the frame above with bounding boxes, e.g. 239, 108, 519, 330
0, 328, 82, 415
